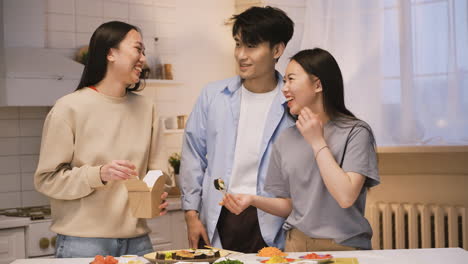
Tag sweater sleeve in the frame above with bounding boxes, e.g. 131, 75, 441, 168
34, 107, 104, 200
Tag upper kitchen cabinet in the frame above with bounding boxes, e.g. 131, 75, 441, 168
0, 0, 83, 106
0, 47, 83, 106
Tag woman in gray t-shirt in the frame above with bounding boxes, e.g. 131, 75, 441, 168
221, 48, 379, 251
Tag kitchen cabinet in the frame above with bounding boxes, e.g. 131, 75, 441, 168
0, 227, 26, 264
1, 1, 84, 106
146, 198, 188, 250
26, 219, 56, 258
0, 48, 83, 106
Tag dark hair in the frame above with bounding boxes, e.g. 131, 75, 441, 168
76, 21, 147, 92
291, 48, 355, 120
231, 6, 294, 47
291, 48, 376, 145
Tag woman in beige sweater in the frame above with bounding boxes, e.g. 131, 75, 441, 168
35, 21, 168, 258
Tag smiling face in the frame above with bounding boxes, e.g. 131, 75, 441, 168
282, 59, 323, 115
107, 29, 146, 85
234, 34, 282, 81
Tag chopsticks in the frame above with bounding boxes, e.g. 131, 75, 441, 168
204, 245, 243, 256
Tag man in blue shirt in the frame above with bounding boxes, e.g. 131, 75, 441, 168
180, 6, 295, 252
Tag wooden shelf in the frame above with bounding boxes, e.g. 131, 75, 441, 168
377, 145, 468, 154
376, 145, 468, 175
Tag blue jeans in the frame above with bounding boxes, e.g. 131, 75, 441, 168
55, 234, 154, 258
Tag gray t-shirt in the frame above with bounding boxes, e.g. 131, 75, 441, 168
264, 119, 379, 249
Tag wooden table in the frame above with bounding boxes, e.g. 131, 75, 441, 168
10, 248, 468, 264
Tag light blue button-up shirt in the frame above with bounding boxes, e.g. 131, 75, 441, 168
179, 72, 295, 249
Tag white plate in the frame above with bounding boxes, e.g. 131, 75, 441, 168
298, 255, 333, 263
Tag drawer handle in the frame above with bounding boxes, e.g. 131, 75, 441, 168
39, 237, 50, 249
51, 236, 57, 248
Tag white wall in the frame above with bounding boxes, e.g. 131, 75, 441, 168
0, 0, 236, 209
174, 0, 236, 114
146, 0, 236, 174
0, 0, 310, 209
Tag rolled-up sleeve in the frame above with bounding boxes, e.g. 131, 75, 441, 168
179, 87, 210, 212
342, 125, 380, 188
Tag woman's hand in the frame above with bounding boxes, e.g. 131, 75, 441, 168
100, 160, 138, 182
296, 107, 326, 150
159, 192, 169, 216
220, 193, 255, 215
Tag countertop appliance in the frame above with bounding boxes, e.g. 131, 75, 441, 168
0, 206, 56, 258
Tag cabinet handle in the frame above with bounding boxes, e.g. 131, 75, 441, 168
39, 237, 50, 249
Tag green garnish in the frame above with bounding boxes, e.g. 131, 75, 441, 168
216, 259, 244, 264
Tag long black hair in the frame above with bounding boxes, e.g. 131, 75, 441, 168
291, 48, 355, 120
76, 21, 147, 92
291, 48, 376, 146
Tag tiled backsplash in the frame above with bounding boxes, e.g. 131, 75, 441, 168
0, 0, 306, 209
0, 106, 184, 210
0, 107, 50, 209
45, 0, 177, 72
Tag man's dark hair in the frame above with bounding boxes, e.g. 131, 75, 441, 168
231, 6, 294, 47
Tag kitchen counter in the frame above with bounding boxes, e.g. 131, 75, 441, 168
0, 197, 180, 230
0, 215, 30, 229
10, 248, 468, 264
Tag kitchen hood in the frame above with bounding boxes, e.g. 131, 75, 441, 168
5, 47, 83, 80
0, 47, 84, 106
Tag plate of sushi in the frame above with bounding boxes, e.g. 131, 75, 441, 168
144, 248, 229, 263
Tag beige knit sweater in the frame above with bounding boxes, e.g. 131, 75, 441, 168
35, 88, 160, 238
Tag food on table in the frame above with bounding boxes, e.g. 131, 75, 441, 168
261, 256, 295, 263
155, 249, 221, 260
175, 250, 195, 259
257, 247, 287, 257
127, 261, 143, 264
215, 260, 244, 264
164, 251, 173, 259
91, 255, 118, 264
119, 254, 144, 264
300, 253, 333, 260
214, 179, 226, 191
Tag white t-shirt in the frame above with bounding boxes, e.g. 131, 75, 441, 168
228, 84, 279, 195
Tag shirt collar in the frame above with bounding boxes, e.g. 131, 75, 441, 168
224, 71, 285, 99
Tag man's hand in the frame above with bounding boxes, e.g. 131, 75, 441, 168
100, 160, 137, 182
220, 193, 254, 215
184, 210, 210, 248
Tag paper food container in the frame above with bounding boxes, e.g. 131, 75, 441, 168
124, 170, 167, 218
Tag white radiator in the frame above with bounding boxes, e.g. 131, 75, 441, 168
368, 202, 468, 250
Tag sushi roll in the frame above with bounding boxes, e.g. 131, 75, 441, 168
214, 179, 226, 191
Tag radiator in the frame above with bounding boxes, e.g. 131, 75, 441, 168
368, 202, 468, 250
